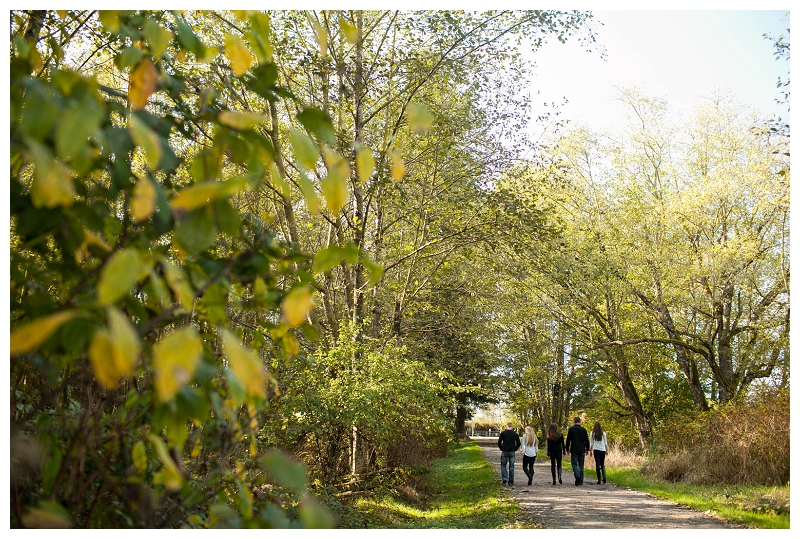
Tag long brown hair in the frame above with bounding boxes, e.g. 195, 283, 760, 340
592, 421, 604, 442
547, 423, 561, 440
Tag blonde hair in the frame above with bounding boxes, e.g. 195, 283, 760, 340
524, 426, 538, 447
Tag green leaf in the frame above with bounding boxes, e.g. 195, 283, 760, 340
174, 205, 216, 256
297, 108, 335, 145
363, 254, 384, 287
245, 12, 274, 64
153, 326, 203, 402
160, 258, 195, 312
142, 19, 174, 58
312, 243, 360, 274
262, 450, 307, 493
175, 17, 206, 58
118, 46, 144, 69
21, 500, 72, 529
97, 248, 150, 306
25, 139, 75, 209
132, 440, 148, 472
129, 113, 162, 169
407, 102, 433, 131
55, 101, 104, 160
290, 130, 320, 170
170, 177, 249, 211
298, 495, 335, 528
218, 110, 268, 131
98, 11, 122, 34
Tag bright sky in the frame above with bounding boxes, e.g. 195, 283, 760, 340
525, 10, 790, 133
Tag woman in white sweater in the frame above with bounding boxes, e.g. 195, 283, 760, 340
590, 421, 608, 484
520, 426, 539, 486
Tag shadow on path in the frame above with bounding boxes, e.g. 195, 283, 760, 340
478, 444, 735, 529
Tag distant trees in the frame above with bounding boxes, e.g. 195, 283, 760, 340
495, 90, 789, 448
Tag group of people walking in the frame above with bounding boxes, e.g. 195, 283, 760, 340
497, 417, 608, 486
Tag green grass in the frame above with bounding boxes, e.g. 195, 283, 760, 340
581, 466, 789, 529
350, 442, 529, 528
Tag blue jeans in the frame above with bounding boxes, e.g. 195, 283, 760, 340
500, 451, 516, 484
571, 451, 586, 484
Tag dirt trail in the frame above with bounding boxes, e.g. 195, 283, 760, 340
478, 443, 736, 529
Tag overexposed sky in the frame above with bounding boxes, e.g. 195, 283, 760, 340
525, 10, 790, 133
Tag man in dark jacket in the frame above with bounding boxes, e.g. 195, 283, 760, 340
497, 423, 521, 486
565, 416, 590, 486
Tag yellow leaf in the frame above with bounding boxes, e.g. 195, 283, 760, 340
160, 258, 195, 312
30, 159, 74, 209
281, 286, 314, 327
321, 147, 349, 214
298, 174, 320, 215
282, 333, 299, 356
131, 175, 156, 221
153, 326, 203, 401
10, 311, 76, 355
339, 16, 358, 44
56, 11, 68, 19
389, 149, 405, 181
290, 130, 320, 171
128, 58, 159, 110
97, 248, 150, 306
83, 229, 111, 252
89, 307, 141, 389
310, 18, 328, 57
355, 145, 374, 183
407, 102, 433, 132
225, 34, 254, 77
129, 114, 161, 169
170, 177, 248, 212
218, 110, 268, 130
270, 162, 291, 198
132, 440, 147, 472
222, 328, 267, 399
147, 434, 183, 491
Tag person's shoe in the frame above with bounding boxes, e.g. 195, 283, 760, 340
508, 482, 513, 486
597, 481, 602, 485
575, 478, 579, 486
528, 479, 532, 485
558, 477, 562, 484
502, 480, 507, 484
552, 480, 556, 485
603, 479, 606, 484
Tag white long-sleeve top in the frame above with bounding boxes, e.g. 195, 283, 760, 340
521, 433, 539, 456
590, 431, 608, 451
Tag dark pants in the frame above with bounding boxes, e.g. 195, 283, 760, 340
571, 451, 586, 485
522, 455, 536, 482
549, 455, 562, 482
594, 449, 606, 482
500, 451, 516, 484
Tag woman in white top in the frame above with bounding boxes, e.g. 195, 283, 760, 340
590, 421, 608, 484
520, 426, 539, 486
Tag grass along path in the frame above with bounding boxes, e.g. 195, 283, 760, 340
351, 442, 529, 528
581, 466, 789, 529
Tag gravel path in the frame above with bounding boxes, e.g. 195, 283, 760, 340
478, 443, 736, 529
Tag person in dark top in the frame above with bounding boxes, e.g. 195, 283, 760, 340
546, 422, 565, 485
497, 422, 521, 486
565, 416, 590, 486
